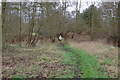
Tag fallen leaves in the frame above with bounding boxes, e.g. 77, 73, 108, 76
2, 43, 66, 78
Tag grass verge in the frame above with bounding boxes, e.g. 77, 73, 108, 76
61, 44, 108, 78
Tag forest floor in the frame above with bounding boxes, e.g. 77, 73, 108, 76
2, 39, 118, 78
2, 42, 66, 78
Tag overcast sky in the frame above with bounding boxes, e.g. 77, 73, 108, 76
0, 0, 118, 14
67, 0, 101, 13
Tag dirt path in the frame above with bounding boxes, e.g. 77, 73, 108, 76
59, 43, 81, 78
2, 41, 118, 78
68, 40, 118, 78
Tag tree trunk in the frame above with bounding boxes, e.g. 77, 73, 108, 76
2, 1, 7, 50
19, 2, 22, 46
118, 2, 120, 47
27, 2, 36, 46
30, 34, 38, 47
118, 2, 120, 35
90, 5, 94, 41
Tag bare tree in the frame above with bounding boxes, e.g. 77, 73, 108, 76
19, 2, 22, 46
2, 1, 7, 50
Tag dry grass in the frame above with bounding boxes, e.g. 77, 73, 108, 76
68, 40, 118, 78
2, 39, 118, 78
